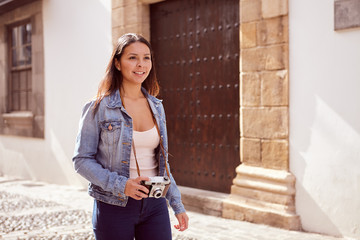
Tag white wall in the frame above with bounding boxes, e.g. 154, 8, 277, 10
0, 0, 112, 187
289, 0, 360, 239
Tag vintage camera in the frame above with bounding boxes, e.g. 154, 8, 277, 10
140, 176, 171, 198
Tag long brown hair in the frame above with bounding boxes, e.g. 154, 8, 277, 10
94, 33, 160, 109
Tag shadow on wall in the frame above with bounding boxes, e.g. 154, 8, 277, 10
49, 130, 87, 187
0, 135, 86, 187
291, 146, 343, 237
0, 138, 35, 179
297, 185, 343, 237
291, 91, 360, 238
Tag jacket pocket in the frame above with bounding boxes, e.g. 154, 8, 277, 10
99, 120, 122, 145
99, 120, 122, 169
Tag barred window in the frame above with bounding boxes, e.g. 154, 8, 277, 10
8, 21, 32, 111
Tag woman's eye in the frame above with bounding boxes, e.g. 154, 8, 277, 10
129, 56, 136, 60
144, 57, 151, 60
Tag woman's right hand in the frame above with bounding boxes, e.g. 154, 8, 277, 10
124, 176, 150, 200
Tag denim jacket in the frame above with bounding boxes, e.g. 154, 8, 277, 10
72, 88, 186, 215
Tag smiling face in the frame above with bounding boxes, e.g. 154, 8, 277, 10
116, 41, 152, 87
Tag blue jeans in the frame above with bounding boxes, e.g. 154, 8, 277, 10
92, 197, 172, 240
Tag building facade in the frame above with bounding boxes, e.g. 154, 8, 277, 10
0, 0, 359, 239
0, 0, 112, 186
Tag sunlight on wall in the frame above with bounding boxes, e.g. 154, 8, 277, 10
99, 0, 111, 12
297, 96, 360, 237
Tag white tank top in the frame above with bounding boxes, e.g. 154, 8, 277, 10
129, 125, 160, 179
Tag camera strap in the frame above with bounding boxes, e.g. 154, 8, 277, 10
121, 93, 171, 179
131, 138, 142, 177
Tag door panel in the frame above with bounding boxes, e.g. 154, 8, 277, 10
151, 0, 239, 193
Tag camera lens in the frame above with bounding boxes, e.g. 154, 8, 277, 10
153, 188, 163, 198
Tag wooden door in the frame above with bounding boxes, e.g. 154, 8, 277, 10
150, 0, 239, 193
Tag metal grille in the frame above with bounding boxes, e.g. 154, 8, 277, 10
151, 0, 240, 193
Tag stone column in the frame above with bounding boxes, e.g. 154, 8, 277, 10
223, 0, 301, 230
112, 0, 152, 44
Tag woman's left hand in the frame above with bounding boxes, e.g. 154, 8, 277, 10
174, 212, 189, 231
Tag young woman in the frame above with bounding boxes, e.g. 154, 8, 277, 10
73, 33, 189, 239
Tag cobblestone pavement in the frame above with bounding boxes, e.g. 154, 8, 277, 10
0, 177, 349, 240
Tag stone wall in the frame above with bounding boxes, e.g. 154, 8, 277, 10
240, 0, 289, 171
111, 0, 155, 44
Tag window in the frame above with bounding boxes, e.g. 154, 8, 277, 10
0, 0, 44, 138
8, 21, 32, 111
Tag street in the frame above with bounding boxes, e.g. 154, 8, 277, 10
0, 177, 346, 240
